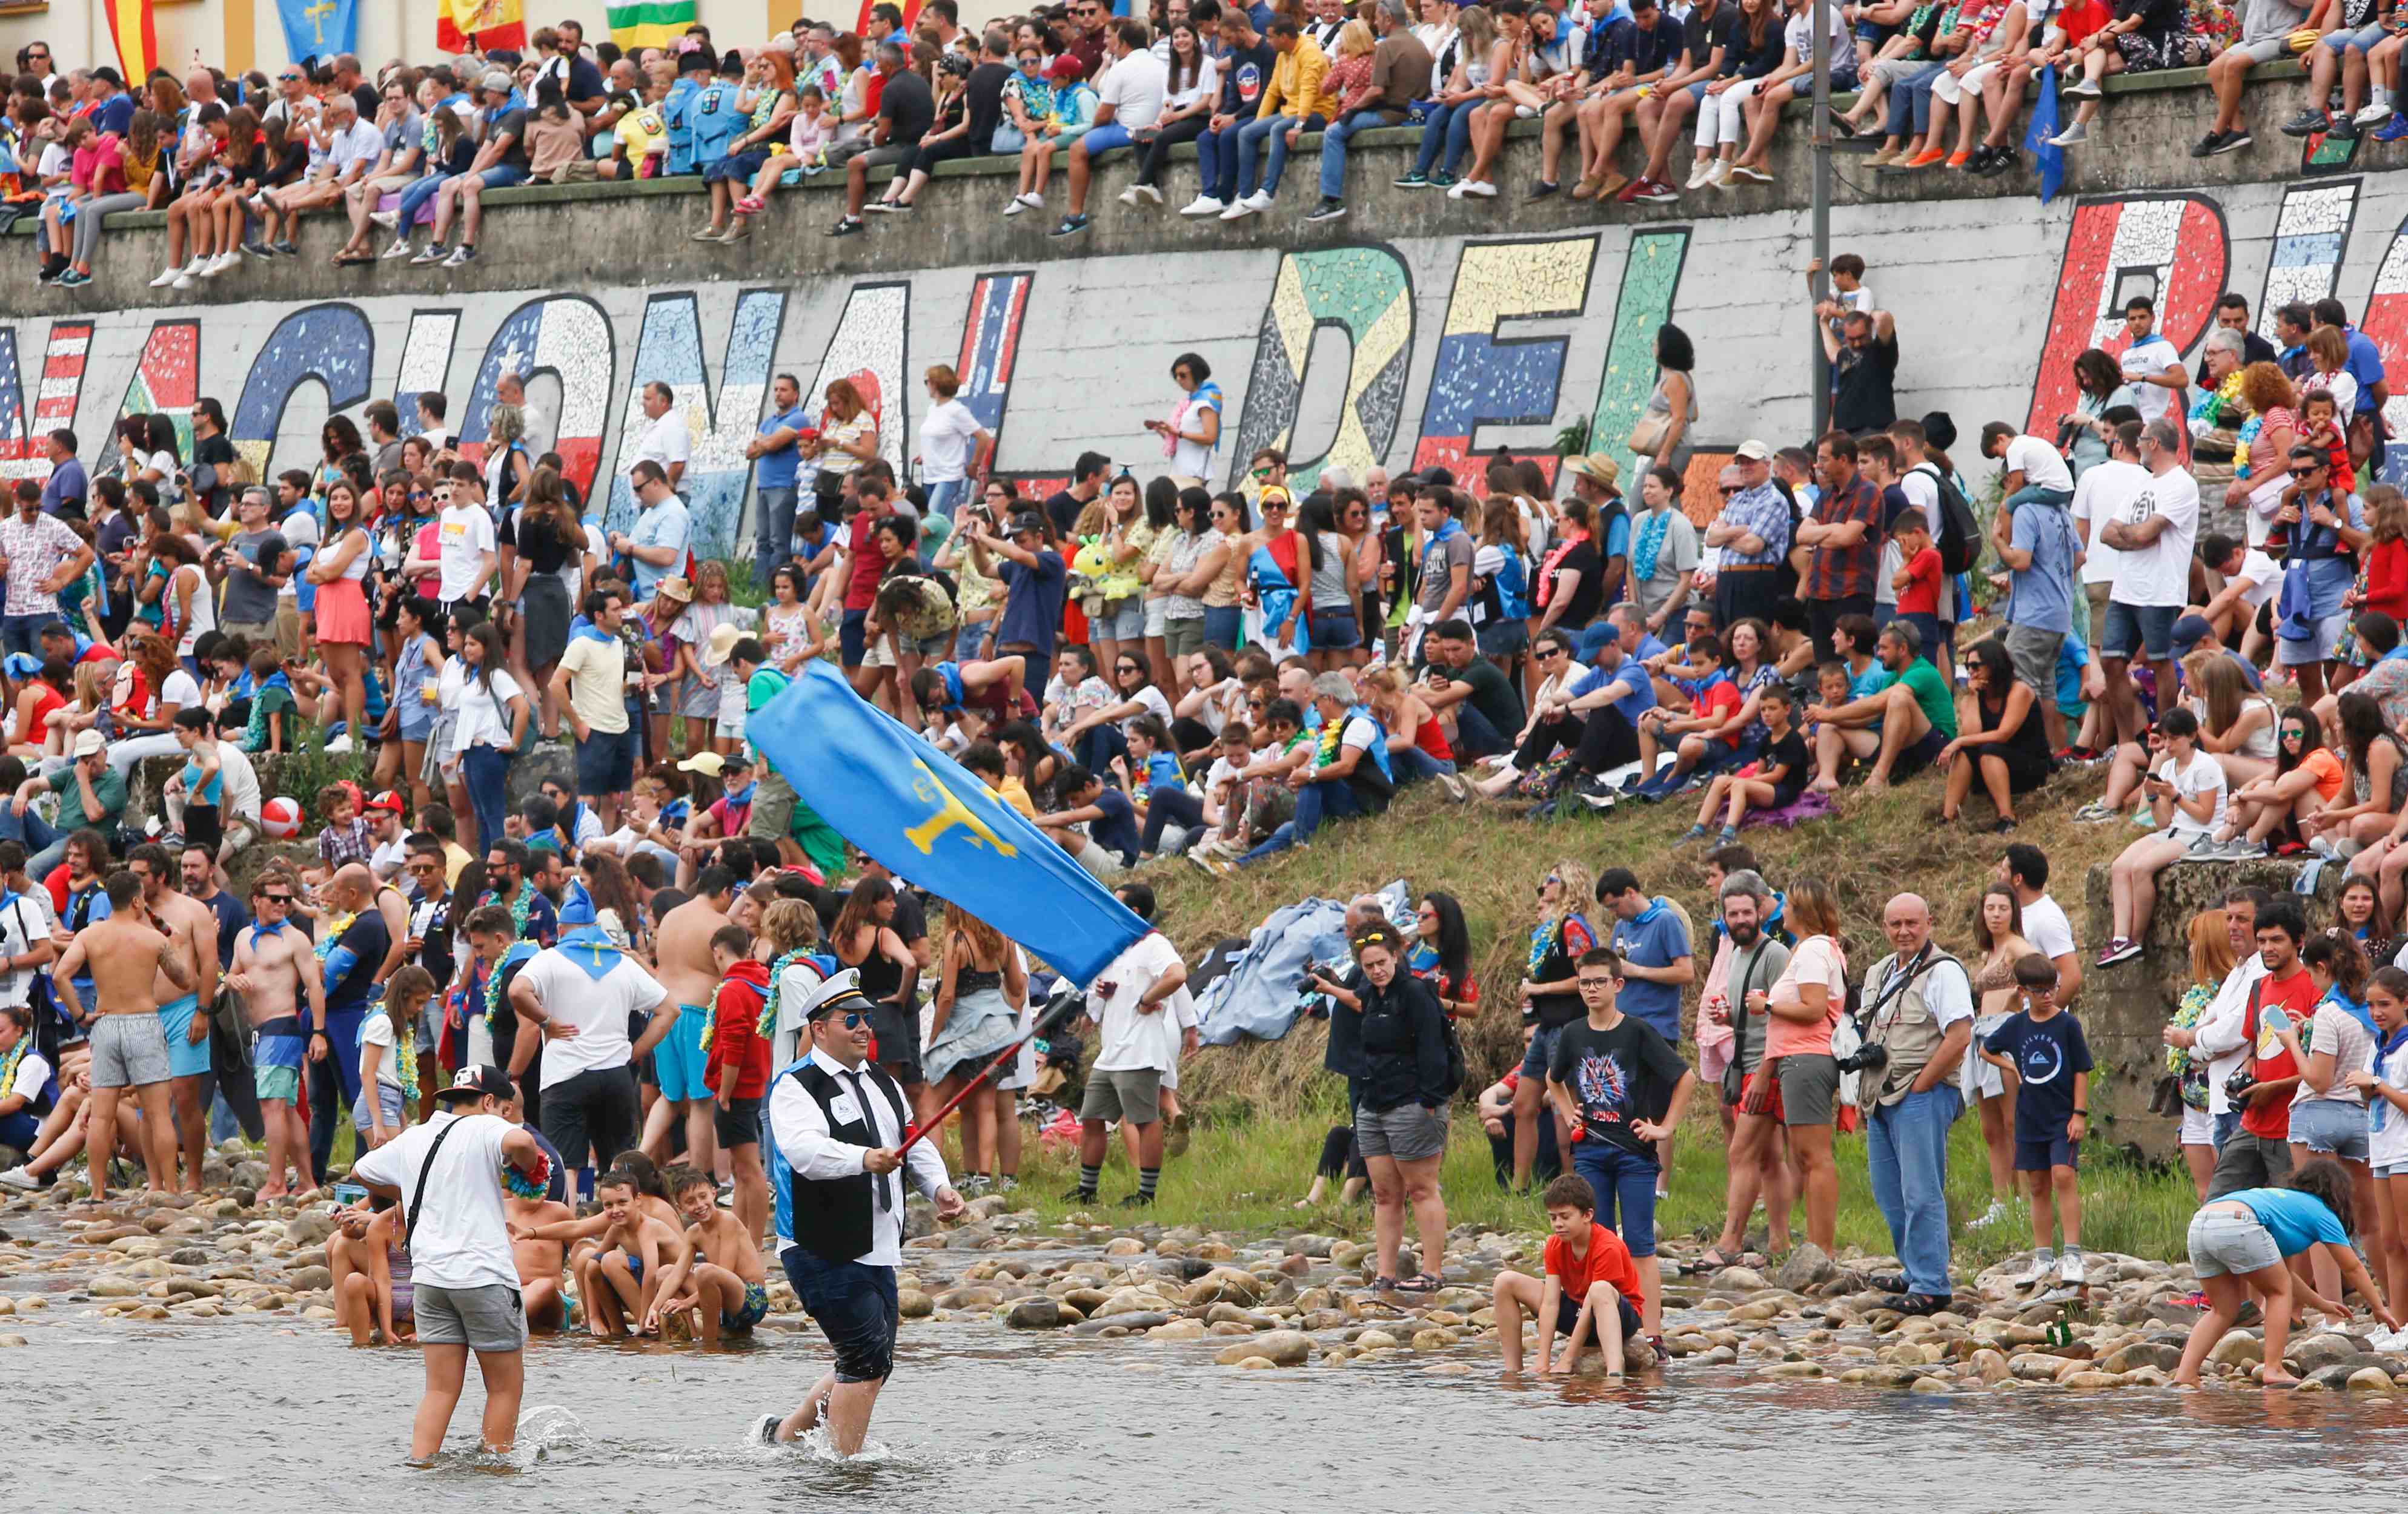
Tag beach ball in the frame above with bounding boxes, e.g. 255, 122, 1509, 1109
262, 796, 303, 839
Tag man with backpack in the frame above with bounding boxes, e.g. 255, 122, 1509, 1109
1982, 421, 2083, 752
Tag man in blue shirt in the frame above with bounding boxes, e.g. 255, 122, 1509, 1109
662, 49, 711, 175
38, 429, 84, 517
2310, 297, 2388, 426
612, 461, 691, 602
1542, 634, 1653, 808
1596, 865, 1694, 1185
689, 57, 748, 177
745, 373, 811, 586
90, 68, 135, 135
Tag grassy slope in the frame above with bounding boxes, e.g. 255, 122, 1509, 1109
1112, 760, 2204, 1266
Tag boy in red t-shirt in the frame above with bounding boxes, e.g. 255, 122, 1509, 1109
702, 922, 775, 1242
1629, 637, 1745, 799
1490, 1173, 1643, 1377
1889, 508, 1945, 667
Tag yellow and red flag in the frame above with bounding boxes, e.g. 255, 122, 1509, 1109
101, 0, 158, 81
437, 0, 528, 53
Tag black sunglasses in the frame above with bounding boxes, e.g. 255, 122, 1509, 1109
825, 1011, 868, 1030
1534, 646, 1565, 659
264, 893, 294, 904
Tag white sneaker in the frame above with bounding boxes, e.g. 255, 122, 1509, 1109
1459, 179, 1496, 197
1438, 772, 1468, 803
749, 1411, 782, 1446
1242, 190, 1273, 212
1178, 195, 1225, 217
2058, 1252, 2086, 1288
204, 251, 239, 276
1132, 182, 1163, 205
380, 239, 414, 260
181, 256, 209, 276
148, 266, 181, 288
323, 734, 355, 755
2011, 1249, 2056, 1288
0, 1166, 36, 1192
171, 273, 196, 291
1218, 198, 1257, 220
2358, 100, 2394, 126
1686, 159, 1719, 189
369, 209, 399, 230
1117, 187, 1141, 207
1003, 196, 1031, 216
2047, 124, 2088, 147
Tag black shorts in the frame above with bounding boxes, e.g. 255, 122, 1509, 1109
1555, 1290, 1643, 1344
184, 802, 223, 853
1892, 726, 1949, 779
540, 1063, 641, 1172
715, 1095, 763, 1150
781, 1246, 900, 1383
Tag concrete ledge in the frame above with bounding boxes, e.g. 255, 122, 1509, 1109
31, 63, 2343, 306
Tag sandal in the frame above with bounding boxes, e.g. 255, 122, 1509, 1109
1692, 1247, 1739, 1271
735, 195, 765, 214
1396, 1272, 1443, 1294
1370, 1275, 1399, 1292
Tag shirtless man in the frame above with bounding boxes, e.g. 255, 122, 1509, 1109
664, 1165, 768, 1344
125, 842, 222, 1192
645, 869, 734, 1175
227, 872, 325, 1198
505, 1190, 572, 1333
53, 871, 195, 1200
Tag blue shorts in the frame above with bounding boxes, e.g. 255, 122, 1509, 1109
1519, 1021, 1566, 1080
0, 1106, 38, 1150
653, 1003, 712, 1102
781, 1245, 900, 1382
575, 726, 638, 796
1309, 606, 1360, 652
1554, 1288, 1644, 1344
157, 994, 210, 1079
2103, 600, 2177, 661
353, 1080, 409, 1133
469, 164, 530, 192
725, 1278, 771, 1334
2014, 1134, 2080, 1172
2323, 22, 2389, 51
840, 608, 869, 668
1572, 1140, 1662, 1257
1079, 121, 1137, 160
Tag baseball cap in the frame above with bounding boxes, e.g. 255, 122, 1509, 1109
436, 1064, 515, 1105
72, 730, 104, 758
1734, 439, 1773, 462
480, 69, 513, 94
2170, 615, 2219, 652
365, 790, 404, 815
1007, 511, 1046, 537
676, 751, 725, 777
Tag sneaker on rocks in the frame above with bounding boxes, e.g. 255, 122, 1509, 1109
0, 1166, 36, 1191
2011, 1249, 2056, 1288
2058, 1252, 2086, 1288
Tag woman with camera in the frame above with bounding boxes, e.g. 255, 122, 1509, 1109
1310, 922, 1453, 1293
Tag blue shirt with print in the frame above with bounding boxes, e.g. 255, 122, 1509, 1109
1570, 652, 1656, 727
689, 80, 746, 168
662, 76, 702, 173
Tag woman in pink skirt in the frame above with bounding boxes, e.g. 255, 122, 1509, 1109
308, 478, 378, 753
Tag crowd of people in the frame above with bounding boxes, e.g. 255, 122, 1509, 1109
0, 0, 2371, 281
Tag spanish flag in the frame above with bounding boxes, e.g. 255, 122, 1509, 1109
101, 0, 157, 81
437, 0, 526, 53
607, 0, 700, 49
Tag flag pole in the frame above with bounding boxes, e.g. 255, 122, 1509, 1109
895, 990, 1087, 1157
1809, 0, 1833, 437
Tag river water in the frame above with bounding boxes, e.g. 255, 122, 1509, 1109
18, 1237, 2408, 1514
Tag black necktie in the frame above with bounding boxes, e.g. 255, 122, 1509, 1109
844, 1068, 892, 1211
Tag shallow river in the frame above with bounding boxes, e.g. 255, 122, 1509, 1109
18, 1234, 2408, 1514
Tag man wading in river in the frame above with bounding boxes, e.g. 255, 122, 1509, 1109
758, 988, 964, 1456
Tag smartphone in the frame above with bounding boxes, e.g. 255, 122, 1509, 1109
331, 1181, 368, 1206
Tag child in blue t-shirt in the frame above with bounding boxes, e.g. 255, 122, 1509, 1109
1980, 953, 2093, 1291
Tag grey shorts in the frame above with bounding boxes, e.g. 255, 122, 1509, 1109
1081, 1066, 1164, 1125
2228, 32, 2290, 64
2290, 1097, 2372, 1160
87, 1011, 171, 1089
1355, 1100, 1448, 1163
1164, 617, 1206, 659
1093, 597, 1144, 643
2001, 624, 2064, 695
2187, 1207, 2284, 1278
414, 1281, 529, 1352
1778, 1053, 1842, 1126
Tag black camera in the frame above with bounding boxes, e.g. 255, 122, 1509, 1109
1298, 969, 1325, 993
1835, 1041, 1888, 1077
2223, 1065, 2258, 1104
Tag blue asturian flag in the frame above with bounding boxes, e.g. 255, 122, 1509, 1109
277, 0, 362, 64
2023, 64, 2064, 205
747, 661, 1152, 985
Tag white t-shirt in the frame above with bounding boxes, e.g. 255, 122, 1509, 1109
217, 740, 262, 824
5, 1045, 51, 1106
519, 946, 665, 1087
450, 667, 523, 756
918, 398, 984, 484
0, 891, 47, 1010
2371, 1033, 2408, 1168
1098, 48, 1169, 131
1119, 683, 1174, 735
2155, 748, 2227, 840
2106, 465, 2200, 608
1163, 51, 1219, 110
2120, 336, 2185, 425
2020, 893, 2077, 965
626, 408, 692, 482
2003, 434, 2075, 494
370, 835, 411, 882
161, 668, 202, 710
2069, 458, 2142, 587
436, 504, 497, 602
350, 1111, 520, 1291
277, 508, 320, 603
2232, 548, 2283, 609
1088, 931, 1192, 1073
360, 1007, 408, 1091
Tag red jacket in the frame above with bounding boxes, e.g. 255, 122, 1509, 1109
702, 959, 773, 1101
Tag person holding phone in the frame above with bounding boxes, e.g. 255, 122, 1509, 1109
2099, 708, 2227, 967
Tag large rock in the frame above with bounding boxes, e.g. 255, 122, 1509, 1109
2288, 1334, 2360, 1375
2098, 1341, 2183, 1375
1251, 1329, 1313, 1365
1772, 1243, 1838, 1293
1003, 1298, 1064, 1329
2207, 1332, 2264, 1370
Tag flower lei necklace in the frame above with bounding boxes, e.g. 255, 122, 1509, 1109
502, 1148, 552, 1200
0, 1036, 26, 1105
2196, 368, 2248, 431
752, 948, 817, 1041
385, 1002, 419, 1105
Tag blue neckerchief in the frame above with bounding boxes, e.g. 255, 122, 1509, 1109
1429, 517, 1467, 546
554, 925, 623, 983
939, 661, 967, 710
569, 620, 617, 646
726, 781, 757, 807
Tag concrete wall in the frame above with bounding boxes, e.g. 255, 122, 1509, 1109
6, 66, 2404, 560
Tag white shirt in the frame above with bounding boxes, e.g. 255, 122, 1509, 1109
2371, 1034, 2408, 1168
370, 835, 411, 882
768, 1046, 951, 1266
2106, 464, 2200, 608
1871, 948, 1975, 1029
2120, 335, 2185, 425
329, 117, 383, 172
2232, 547, 2283, 608
2069, 458, 2143, 587
451, 667, 523, 756
519, 944, 666, 1088
1098, 48, 1170, 130
625, 408, 692, 483
2020, 892, 2077, 965
359, 1007, 407, 1090
436, 504, 497, 602
917, 398, 984, 484
2155, 747, 2227, 840
350, 1110, 521, 1291
4, 1045, 51, 1106
0, 891, 46, 1009
1087, 931, 1192, 1073
216, 741, 261, 824
2195, 951, 2270, 1116
2003, 434, 2075, 494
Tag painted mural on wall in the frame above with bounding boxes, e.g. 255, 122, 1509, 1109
15, 183, 2408, 561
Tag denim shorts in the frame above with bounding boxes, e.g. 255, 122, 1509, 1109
781, 1245, 901, 1381
2290, 1096, 2372, 1160
2323, 22, 2389, 50
1520, 1022, 1566, 1080
2187, 1207, 2283, 1278
1309, 606, 1359, 652
1093, 597, 1144, 642
2103, 600, 2177, 661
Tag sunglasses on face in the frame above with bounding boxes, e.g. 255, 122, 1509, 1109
2290, 466, 2324, 478
264, 894, 294, 905
828, 1011, 869, 1030
1116, 663, 1141, 673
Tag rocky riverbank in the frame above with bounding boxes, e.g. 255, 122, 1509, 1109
5, 1152, 2405, 1395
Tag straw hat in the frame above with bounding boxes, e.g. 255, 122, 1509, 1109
700, 621, 747, 669
653, 575, 693, 606
1564, 452, 1620, 487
